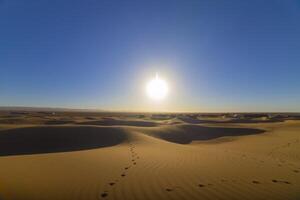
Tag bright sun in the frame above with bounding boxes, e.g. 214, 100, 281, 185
146, 73, 168, 101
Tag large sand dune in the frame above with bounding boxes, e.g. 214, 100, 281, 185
137, 124, 265, 144
0, 112, 299, 200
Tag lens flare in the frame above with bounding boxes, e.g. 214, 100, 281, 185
146, 73, 168, 101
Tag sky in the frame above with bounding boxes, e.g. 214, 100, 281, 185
0, 0, 300, 112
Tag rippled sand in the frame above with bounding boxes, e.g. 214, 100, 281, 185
0, 112, 299, 199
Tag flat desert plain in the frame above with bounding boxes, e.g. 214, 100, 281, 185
0, 111, 300, 200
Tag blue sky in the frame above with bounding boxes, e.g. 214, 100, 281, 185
1, 0, 300, 112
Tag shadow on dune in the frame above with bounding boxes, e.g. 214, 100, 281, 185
44, 120, 74, 125
0, 126, 127, 156
144, 125, 265, 144
78, 118, 158, 127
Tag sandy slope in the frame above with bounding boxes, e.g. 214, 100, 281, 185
0, 119, 299, 200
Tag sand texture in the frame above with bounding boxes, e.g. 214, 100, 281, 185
0, 111, 299, 200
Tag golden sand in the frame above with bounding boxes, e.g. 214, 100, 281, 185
0, 112, 299, 199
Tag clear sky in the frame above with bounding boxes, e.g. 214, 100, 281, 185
1, 0, 300, 112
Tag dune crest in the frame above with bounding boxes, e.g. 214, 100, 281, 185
77, 118, 158, 127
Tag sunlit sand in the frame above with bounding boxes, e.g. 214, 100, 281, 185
0, 111, 299, 200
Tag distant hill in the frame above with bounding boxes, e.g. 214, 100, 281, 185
0, 106, 104, 113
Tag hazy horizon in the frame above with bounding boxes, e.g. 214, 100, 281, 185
1, 105, 300, 114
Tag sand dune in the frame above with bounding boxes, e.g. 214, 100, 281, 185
136, 124, 265, 144
178, 115, 285, 124
0, 112, 299, 200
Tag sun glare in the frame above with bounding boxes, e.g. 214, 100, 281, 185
146, 73, 168, 101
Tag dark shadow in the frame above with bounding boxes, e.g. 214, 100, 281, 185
146, 125, 265, 144
44, 120, 74, 125
78, 118, 158, 127
0, 126, 127, 156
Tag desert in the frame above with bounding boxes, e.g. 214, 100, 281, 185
0, 111, 299, 200
1, 1, 299, 199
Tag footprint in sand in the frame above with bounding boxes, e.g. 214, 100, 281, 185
100, 192, 108, 198
272, 179, 291, 184
100, 142, 136, 198
293, 170, 299, 173
198, 183, 213, 187
165, 188, 173, 192
252, 180, 260, 184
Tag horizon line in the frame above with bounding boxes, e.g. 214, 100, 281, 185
0, 106, 300, 114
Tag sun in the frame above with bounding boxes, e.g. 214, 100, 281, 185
146, 73, 168, 101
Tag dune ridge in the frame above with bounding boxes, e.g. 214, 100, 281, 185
0, 112, 299, 200
77, 118, 158, 127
